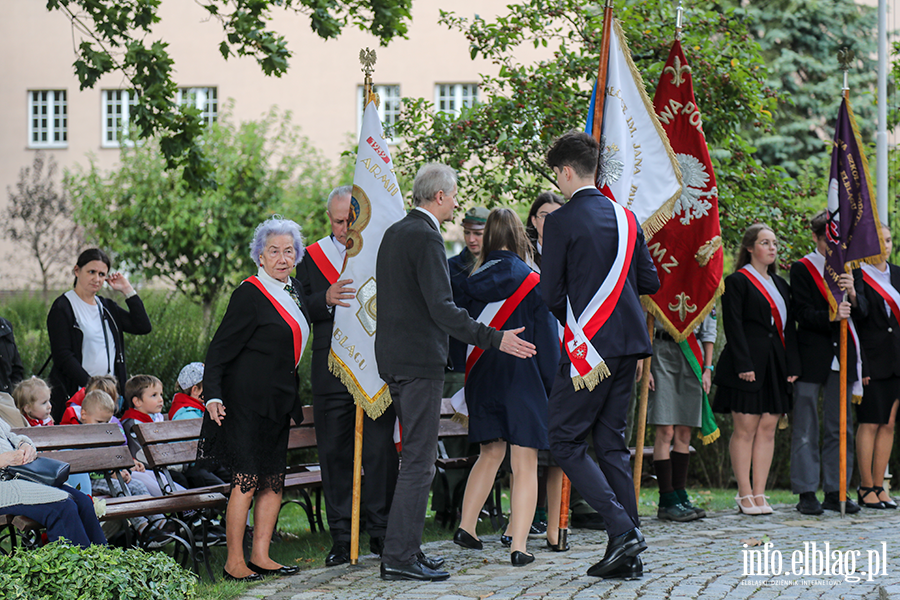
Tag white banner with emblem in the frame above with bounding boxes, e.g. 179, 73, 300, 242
328, 100, 405, 419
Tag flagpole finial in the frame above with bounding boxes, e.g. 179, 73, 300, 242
675, 0, 684, 41
838, 47, 854, 99
359, 48, 379, 107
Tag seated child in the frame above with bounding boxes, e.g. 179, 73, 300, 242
78, 389, 173, 548
61, 375, 121, 425
120, 374, 185, 497
13, 376, 54, 426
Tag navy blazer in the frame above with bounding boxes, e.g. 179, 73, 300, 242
541, 188, 659, 362
447, 247, 477, 373
855, 263, 900, 380
714, 270, 801, 391
790, 261, 868, 384
296, 239, 348, 397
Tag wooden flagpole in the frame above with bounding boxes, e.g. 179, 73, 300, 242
350, 49, 378, 563
837, 48, 853, 518
634, 315, 654, 501
557, 0, 616, 549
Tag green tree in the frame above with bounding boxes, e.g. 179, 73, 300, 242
728, 0, 879, 175
67, 106, 337, 318
393, 0, 820, 263
48, 0, 412, 190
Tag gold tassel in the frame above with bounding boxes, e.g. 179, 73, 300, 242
328, 350, 393, 420
852, 394, 863, 405
699, 428, 720, 445
777, 414, 789, 430
571, 361, 612, 392
450, 412, 469, 427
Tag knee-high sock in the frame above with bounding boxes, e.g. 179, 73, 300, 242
671, 451, 690, 492
655, 458, 673, 495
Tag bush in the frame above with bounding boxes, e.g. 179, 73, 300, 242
0, 541, 196, 599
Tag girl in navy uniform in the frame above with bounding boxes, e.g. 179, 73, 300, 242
453, 208, 559, 566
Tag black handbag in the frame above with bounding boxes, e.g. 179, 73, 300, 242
2, 457, 70, 488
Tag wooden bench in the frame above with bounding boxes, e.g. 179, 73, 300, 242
0, 423, 227, 579
132, 406, 325, 534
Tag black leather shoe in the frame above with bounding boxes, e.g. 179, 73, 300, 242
858, 487, 886, 509
380, 560, 450, 581
370, 536, 385, 556
822, 492, 860, 514
222, 567, 263, 582
500, 535, 512, 547
546, 538, 570, 552
453, 528, 482, 550
247, 561, 300, 576
796, 492, 824, 515
874, 486, 897, 509
416, 552, 445, 570
326, 542, 351, 566
586, 528, 647, 578
511, 551, 535, 566
601, 555, 643, 580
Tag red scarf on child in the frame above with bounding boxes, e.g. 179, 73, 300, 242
121, 409, 154, 424
168, 393, 205, 420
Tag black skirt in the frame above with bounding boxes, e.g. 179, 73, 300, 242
712, 349, 792, 415
197, 397, 291, 494
855, 377, 900, 424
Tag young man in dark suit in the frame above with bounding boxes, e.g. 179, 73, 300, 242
541, 132, 659, 579
295, 186, 399, 566
375, 163, 536, 582
789, 211, 866, 515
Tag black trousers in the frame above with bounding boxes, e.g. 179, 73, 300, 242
313, 390, 398, 544
549, 356, 640, 538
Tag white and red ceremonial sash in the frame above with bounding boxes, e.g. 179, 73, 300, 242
861, 263, 900, 322
305, 236, 343, 285
561, 201, 637, 391
449, 272, 541, 419
738, 264, 787, 346
798, 253, 863, 401
244, 275, 309, 368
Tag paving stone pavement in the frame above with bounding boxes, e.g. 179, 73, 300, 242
239, 503, 900, 600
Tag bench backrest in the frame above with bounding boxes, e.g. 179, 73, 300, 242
10, 424, 134, 474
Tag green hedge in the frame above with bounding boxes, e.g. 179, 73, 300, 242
3, 289, 314, 408
0, 542, 196, 599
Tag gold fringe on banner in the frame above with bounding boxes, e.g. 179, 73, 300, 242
851, 394, 863, 405
612, 19, 681, 241
641, 277, 724, 344
328, 350, 392, 420
450, 412, 469, 427
572, 361, 612, 392
698, 428, 720, 445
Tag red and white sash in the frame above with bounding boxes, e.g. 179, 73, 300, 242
561, 200, 637, 391
244, 273, 310, 368
449, 272, 541, 418
798, 253, 863, 401
738, 264, 787, 346
305, 236, 344, 285
861, 263, 900, 322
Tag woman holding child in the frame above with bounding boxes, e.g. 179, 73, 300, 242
199, 217, 310, 582
47, 248, 152, 422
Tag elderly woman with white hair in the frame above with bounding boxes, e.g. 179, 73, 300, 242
198, 217, 311, 581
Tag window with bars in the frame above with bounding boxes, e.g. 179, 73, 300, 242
28, 90, 67, 148
435, 84, 479, 117
102, 90, 139, 147
357, 84, 401, 142
177, 87, 218, 124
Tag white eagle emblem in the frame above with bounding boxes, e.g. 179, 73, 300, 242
673, 153, 717, 225
596, 135, 624, 189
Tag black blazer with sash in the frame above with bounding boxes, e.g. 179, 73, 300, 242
203, 276, 310, 425
296, 241, 348, 397
854, 263, 900, 379
540, 187, 659, 362
714, 270, 800, 392
790, 262, 868, 384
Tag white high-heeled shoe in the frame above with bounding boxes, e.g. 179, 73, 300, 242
753, 494, 774, 514
735, 494, 763, 515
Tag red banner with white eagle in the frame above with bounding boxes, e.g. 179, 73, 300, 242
645, 40, 724, 341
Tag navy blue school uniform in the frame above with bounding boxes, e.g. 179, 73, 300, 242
447, 247, 478, 375
541, 187, 659, 539
458, 250, 559, 448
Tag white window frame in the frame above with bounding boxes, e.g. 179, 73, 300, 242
27, 90, 68, 149
357, 84, 401, 143
101, 89, 139, 148
177, 87, 218, 125
434, 83, 479, 117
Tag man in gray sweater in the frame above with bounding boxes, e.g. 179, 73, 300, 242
376, 163, 536, 581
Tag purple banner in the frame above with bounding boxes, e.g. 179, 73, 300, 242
823, 98, 883, 306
